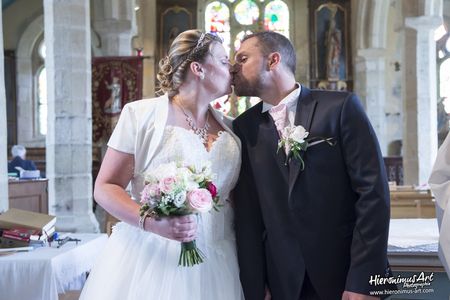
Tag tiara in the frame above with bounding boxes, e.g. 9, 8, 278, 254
188, 32, 222, 59
194, 33, 207, 50
171, 32, 222, 72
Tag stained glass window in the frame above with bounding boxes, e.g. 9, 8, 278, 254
264, 0, 289, 38
234, 0, 260, 25
440, 59, 450, 104
205, 1, 231, 55
205, 0, 290, 117
234, 30, 253, 51
35, 39, 47, 136
37, 66, 47, 135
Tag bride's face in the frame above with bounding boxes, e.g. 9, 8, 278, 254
200, 42, 232, 98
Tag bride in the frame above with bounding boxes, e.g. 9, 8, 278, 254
80, 30, 244, 299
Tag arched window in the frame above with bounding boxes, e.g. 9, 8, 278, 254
205, 1, 231, 55
436, 24, 450, 145
33, 38, 47, 136
204, 0, 290, 116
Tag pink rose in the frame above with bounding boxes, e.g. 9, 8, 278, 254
206, 182, 218, 198
140, 183, 160, 204
187, 189, 213, 213
159, 177, 176, 194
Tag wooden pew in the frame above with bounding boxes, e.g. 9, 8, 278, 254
390, 185, 435, 218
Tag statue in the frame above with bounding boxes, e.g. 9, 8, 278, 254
325, 8, 342, 80
104, 76, 122, 114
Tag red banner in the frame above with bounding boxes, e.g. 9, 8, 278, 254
92, 57, 143, 144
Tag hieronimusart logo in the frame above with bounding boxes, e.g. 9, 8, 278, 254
369, 272, 434, 288
368, 272, 435, 296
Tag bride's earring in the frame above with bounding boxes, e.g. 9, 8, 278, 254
199, 73, 205, 80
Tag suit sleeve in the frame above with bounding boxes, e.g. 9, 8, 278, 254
340, 94, 390, 294
233, 120, 267, 300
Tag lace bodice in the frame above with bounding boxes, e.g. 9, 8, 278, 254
133, 126, 241, 244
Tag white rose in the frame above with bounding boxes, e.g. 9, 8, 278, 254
281, 126, 292, 139
151, 162, 177, 181
291, 126, 309, 143
185, 179, 199, 191
176, 167, 191, 185
173, 191, 187, 208
201, 161, 212, 178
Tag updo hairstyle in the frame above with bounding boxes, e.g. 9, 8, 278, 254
157, 30, 222, 97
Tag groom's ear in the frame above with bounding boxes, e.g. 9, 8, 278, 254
267, 52, 281, 71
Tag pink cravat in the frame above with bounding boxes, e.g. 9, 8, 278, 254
269, 103, 287, 137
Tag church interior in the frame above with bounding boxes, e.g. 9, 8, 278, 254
1, 0, 450, 299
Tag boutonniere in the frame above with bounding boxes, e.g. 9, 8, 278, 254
277, 125, 336, 168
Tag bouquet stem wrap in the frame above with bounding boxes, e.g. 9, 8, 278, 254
179, 240, 205, 267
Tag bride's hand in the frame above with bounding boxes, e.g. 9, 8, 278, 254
147, 215, 198, 242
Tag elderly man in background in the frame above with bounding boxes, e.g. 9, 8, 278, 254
7, 145, 37, 177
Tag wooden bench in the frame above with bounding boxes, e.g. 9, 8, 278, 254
390, 186, 435, 218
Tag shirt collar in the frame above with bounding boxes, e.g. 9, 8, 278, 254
262, 83, 301, 113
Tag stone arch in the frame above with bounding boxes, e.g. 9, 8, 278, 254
355, 0, 390, 51
16, 15, 44, 146
15, 15, 102, 147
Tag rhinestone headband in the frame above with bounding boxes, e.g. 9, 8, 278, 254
187, 32, 221, 60
170, 32, 221, 72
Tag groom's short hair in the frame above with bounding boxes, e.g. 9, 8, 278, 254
242, 31, 296, 75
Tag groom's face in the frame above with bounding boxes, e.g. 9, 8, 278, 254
232, 37, 269, 97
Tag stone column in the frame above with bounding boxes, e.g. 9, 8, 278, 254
293, 0, 310, 85
92, 0, 136, 56
139, 0, 157, 98
354, 48, 388, 154
0, 7, 9, 211
402, 15, 442, 185
44, 0, 99, 232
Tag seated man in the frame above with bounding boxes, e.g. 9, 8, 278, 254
8, 145, 37, 177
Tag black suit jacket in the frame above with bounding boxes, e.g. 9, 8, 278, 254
233, 87, 391, 300
8, 156, 37, 176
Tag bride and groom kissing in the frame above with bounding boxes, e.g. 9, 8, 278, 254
80, 30, 393, 300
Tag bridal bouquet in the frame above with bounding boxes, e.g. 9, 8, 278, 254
139, 161, 220, 267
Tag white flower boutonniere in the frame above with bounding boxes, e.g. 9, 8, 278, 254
277, 125, 336, 169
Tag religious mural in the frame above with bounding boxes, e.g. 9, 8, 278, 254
92, 57, 143, 144
160, 6, 193, 58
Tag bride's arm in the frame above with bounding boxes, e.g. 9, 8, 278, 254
94, 147, 197, 242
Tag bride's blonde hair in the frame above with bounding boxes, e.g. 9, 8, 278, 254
157, 30, 222, 97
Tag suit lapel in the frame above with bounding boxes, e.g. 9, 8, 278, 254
288, 87, 317, 199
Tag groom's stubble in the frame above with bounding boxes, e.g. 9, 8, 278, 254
232, 61, 269, 98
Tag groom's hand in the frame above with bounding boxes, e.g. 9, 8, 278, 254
342, 291, 379, 300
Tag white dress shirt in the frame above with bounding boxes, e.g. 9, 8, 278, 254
262, 83, 301, 126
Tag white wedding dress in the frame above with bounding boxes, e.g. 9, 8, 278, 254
80, 126, 243, 300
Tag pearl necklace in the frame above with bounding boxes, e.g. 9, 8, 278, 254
175, 101, 210, 144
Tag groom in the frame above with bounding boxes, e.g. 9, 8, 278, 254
232, 31, 392, 300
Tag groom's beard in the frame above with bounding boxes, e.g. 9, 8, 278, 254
233, 75, 265, 98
